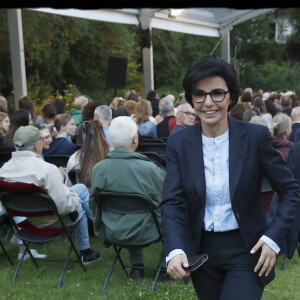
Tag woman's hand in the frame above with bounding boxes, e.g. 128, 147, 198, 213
167, 254, 191, 280
251, 240, 276, 277
59, 167, 66, 179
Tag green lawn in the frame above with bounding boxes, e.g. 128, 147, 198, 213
0, 233, 299, 300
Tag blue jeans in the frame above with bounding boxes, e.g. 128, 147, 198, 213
63, 184, 92, 251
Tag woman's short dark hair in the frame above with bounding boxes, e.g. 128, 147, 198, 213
183, 55, 239, 111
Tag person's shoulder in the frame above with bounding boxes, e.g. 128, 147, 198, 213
290, 140, 300, 152
231, 117, 269, 134
168, 122, 199, 142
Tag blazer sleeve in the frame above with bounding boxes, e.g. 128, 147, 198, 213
260, 127, 300, 246
160, 135, 188, 256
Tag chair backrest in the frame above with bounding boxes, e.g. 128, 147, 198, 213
1, 193, 57, 217
140, 136, 165, 143
138, 152, 162, 166
43, 155, 70, 168
137, 143, 167, 157
94, 191, 161, 237
0, 181, 65, 236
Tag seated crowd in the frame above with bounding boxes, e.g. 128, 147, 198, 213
0, 87, 300, 281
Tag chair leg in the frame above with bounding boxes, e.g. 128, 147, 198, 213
150, 251, 164, 292
282, 254, 287, 270
27, 248, 39, 268
56, 245, 73, 288
13, 243, 38, 284
0, 240, 13, 266
103, 254, 119, 291
5, 227, 12, 241
65, 231, 87, 273
114, 246, 128, 277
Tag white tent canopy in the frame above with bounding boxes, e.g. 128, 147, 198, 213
30, 8, 273, 37
8, 7, 274, 105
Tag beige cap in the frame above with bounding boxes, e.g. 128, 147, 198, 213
13, 125, 41, 147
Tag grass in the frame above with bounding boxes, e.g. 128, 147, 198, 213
0, 230, 299, 300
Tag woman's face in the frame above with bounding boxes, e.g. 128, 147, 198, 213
193, 76, 231, 132
28, 113, 33, 125
41, 128, 52, 149
64, 117, 77, 136
2, 116, 10, 133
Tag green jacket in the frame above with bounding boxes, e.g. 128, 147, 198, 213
69, 109, 82, 125
89, 148, 166, 245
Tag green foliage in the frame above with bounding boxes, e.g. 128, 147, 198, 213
231, 9, 300, 95
0, 9, 143, 112
236, 59, 300, 95
152, 29, 221, 93
3, 8, 300, 113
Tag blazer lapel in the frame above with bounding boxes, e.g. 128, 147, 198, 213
228, 117, 248, 202
184, 123, 206, 205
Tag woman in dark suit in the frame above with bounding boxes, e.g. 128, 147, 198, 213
161, 55, 300, 300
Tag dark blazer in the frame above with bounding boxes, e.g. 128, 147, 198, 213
161, 116, 300, 286
289, 122, 300, 142
285, 141, 300, 257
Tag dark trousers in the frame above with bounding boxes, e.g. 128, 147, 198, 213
191, 229, 264, 300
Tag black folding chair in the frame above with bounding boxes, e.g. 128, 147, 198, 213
43, 155, 70, 168
139, 136, 165, 143
94, 191, 165, 292
137, 143, 167, 158
139, 152, 163, 167
0, 181, 86, 288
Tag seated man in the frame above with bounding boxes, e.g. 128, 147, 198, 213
89, 116, 166, 280
0, 125, 100, 264
156, 97, 176, 138
169, 103, 197, 136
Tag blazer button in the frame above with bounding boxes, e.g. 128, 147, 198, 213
235, 212, 240, 219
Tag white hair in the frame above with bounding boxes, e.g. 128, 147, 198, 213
159, 97, 173, 116
166, 94, 175, 103
262, 92, 270, 101
271, 112, 292, 138
244, 88, 253, 95
0, 96, 7, 103
73, 95, 89, 109
249, 116, 269, 128
177, 104, 183, 113
108, 116, 137, 148
291, 106, 300, 116
284, 91, 294, 96
94, 105, 112, 122
14, 142, 35, 152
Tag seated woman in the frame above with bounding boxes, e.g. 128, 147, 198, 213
19, 95, 43, 127
271, 112, 293, 160
0, 112, 10, 145
43, 114, 77, 156
65, 120, 111, 188
0, 109, 30, 152
135, 99, 157, 139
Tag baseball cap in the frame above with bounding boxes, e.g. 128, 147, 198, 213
13, 125, 41, 147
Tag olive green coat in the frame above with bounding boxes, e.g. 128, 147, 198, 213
89, 148, 166, 245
